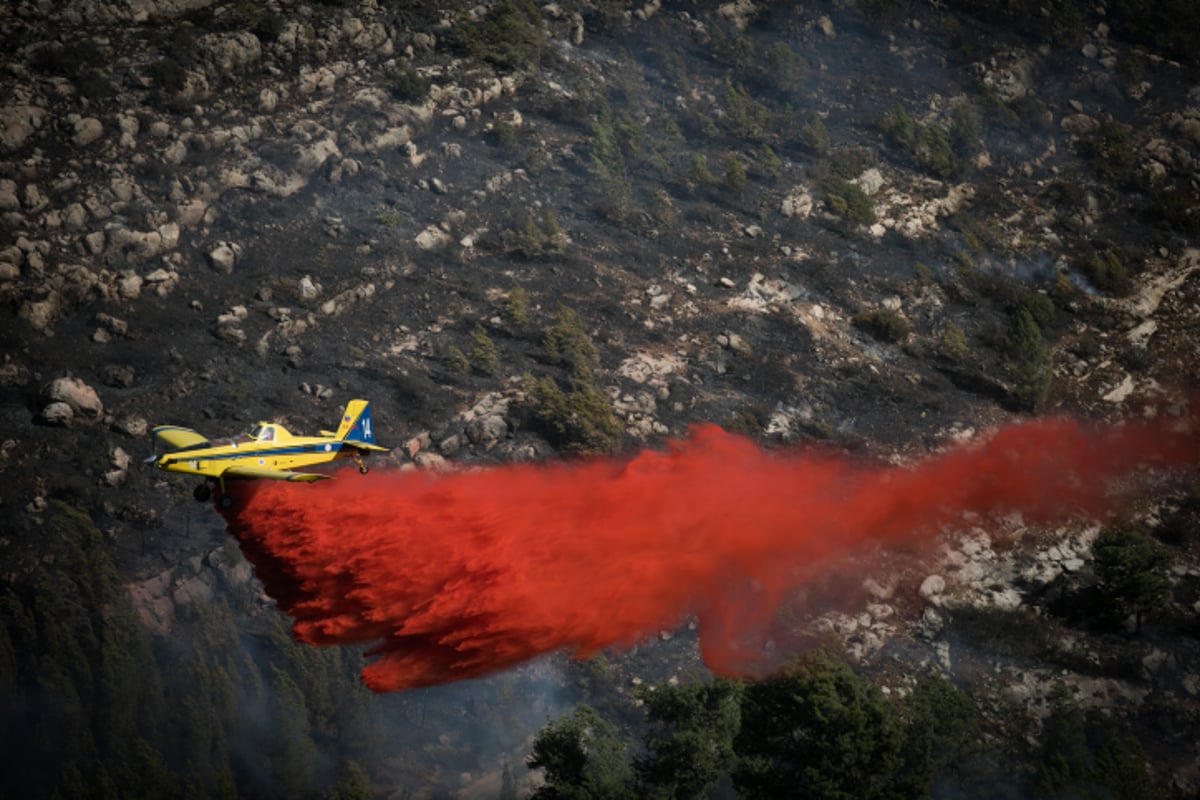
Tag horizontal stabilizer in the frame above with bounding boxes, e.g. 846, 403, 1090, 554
152, 426, 210, 451
222, 466, 331, 483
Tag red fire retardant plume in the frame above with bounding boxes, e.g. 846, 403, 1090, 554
220, 413, 1198, 692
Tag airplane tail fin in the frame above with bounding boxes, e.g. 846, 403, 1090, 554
335, 400, 376, 444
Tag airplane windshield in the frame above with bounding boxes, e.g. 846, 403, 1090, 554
248, 424, 264, 440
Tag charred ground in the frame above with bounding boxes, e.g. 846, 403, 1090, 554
1, 0, 1199, 797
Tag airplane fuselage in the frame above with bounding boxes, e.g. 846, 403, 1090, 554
148, 401, 388, 499
154, 435, 365, 479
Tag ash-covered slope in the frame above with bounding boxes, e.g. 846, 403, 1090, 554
1, 0, 1199, 796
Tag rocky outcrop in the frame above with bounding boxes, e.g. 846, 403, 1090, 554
40, 376, 103, 426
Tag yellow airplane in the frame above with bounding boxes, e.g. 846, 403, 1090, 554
147, 399, 388, 506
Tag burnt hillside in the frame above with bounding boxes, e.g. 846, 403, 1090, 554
1, 0, 1198, 797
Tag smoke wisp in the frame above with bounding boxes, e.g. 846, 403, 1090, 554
220, 414, 1197, 692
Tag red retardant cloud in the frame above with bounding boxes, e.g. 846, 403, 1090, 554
219, 413, 1198, 692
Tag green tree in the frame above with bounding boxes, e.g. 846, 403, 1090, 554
733, 656, 903, 800
530, 375, 623, 454
1034, 687, 1093, 798
636, 678, 743, 799
801, 113, 831, 154
1004, 307, 1052, 411
505, 286, 531, 327
723, 82, 773, 140
470, 323, 501, 374
1093, 731, 1160, 800
589, 119, 633, 223
1092, 527, 1171, 633
895, 673, 983, 796
685, 153, 715, 186
500, 759, 519, 800
724, 154, 747, 194
330, 759, 373, 800
527, 705, 633, 799
941, 322, 970, 361
269, 666, 317, 797
543, 306, 599, 382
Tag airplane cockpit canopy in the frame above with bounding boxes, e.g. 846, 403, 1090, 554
248, 423, 275, 442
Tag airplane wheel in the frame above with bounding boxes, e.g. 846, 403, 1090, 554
193, 483, 212, 503
359, 464, 369, 475
218, 494, 234, 510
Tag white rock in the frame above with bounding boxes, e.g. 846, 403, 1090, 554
73, 117, 104, 146
0, 105, 46, 150
207, 242, 242, 274
415, 225, 450, 250
0, 179, 19, 211
44, 376, 103, 420
919, 574, 946, 601
40, 401, 74, 426
780, 188, 813, 218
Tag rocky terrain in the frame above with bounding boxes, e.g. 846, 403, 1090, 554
2, 0, 1200, 797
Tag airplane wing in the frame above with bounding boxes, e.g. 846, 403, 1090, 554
221, 465, 331, 483
344, 442, 390, 453
152, 426, 210, 451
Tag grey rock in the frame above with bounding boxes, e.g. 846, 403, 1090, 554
207, 241, 242, 274
43, 376, 103, 421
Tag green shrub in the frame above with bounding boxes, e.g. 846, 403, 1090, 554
447, 345, 470, 375
686, 154, 715, 186
543, 305, 598, 381
505, 287, 530, 327
914, 262, 933, 286
853, 308, 910, 343
941, 322, 970, 361
758, 144, 783, 180
388, 60, 429, 102
948, 102, 983, 155
651, 189, 677, 227
457, 0, 545, 70
724, 154, 747, 193
504, 210, 567, 259
1147, 187, 1200, 235
1017, 291, 1055, 329
765, 41, 806, 91
882, 103, 959, 178
723, 82, 773, 140
589, 119, 633, 223
1079, 249, 1132, 296
1086, 118, 1135, 184
819, 177, 876, 225
469, 324, 500, 374
529, 375, 622, 454
801, 113, 831, 154
148, 58, 187, 93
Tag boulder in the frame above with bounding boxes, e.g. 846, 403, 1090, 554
0, 105, 46, 150
40, 402, 74, 426
919, 574, 946, 602
43, 376, 103, 423
207, 241, 242, 274
72, 116, 104, 147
